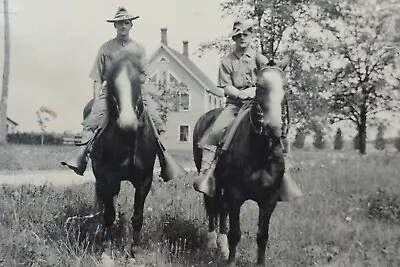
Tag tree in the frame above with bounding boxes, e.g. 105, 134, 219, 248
313, 127, 326, 149
353, 133, 360, 151
198, 0, 308, 59
394, 131, 400, 152
0, 0, 10, 144
375, 123, 386, 150
333, 127, 344, 150
292, 127, 306, 149
146, 71, 188, 123
197, 0, 330, 128
301, 0, 400, 154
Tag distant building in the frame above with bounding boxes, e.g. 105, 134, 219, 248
145, 28, 224, 150
6, 117, 18, 134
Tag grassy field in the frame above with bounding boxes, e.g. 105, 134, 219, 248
0, 144, 400, 266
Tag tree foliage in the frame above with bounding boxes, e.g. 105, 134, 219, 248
145, 71, 188, 123
294, 0, 400, 154
196, 0, 400, 155
198, 0, 307, 59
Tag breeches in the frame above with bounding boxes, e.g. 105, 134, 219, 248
212, 104, 241, 134
82, 93, 107, 131
199, 104, 241, 146
82, 92, 165, 133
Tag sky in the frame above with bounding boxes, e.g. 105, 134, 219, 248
0, 0, 232, 133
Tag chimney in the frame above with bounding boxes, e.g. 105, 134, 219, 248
183, 41, 189, 57
161, 28, 168, 45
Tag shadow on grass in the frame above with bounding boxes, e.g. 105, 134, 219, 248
158, 213, 226, 266
365, 189, 400, 225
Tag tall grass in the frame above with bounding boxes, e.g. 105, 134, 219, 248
0, 147, 399, 266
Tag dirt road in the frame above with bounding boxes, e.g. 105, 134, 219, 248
0, 164, 196, 186
0, 169, 96, 186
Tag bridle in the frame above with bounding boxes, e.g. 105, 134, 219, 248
248, 66, 291, 149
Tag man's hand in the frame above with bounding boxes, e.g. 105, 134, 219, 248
237, 91, 250, 100
241, 87, 256, 99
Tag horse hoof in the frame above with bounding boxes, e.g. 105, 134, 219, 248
226, 260, 236, 267
100, 252, 115, 267
127, 258, 136, 267
217, 234, 229, 260
130, 244, 139, 258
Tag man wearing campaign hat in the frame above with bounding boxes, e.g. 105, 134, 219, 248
193, 19, 303, 201
62, 7, 165, 176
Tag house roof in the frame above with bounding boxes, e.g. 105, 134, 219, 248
149, 43, 224, 97
6, 117, 18, 126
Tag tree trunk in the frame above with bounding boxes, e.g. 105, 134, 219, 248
0, 0, 10, 145
358, 107, 367, 154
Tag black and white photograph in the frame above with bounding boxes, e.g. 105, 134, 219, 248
0, 0, 399, 266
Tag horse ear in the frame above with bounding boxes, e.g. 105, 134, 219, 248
276, 56, 290, 71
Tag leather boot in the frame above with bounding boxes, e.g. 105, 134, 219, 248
193, 160, 216, 197
61, 145, 89, 176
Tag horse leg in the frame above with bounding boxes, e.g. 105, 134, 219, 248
204, 195, 218, 249
96, 182, 120, 254
256, 198, 278, 266
227, 200, 242, 267
130, 177, 152, 257
103, 195, 117, 253
217, 195, 229, 260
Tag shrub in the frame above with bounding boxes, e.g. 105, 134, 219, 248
375, 123, 386, 150
333, 128, 344, 150
395, 131, 400, 151
6, 132, 63, 145
353, 134, 360, 151
313, 129, 326, 149
366, 189, 400, 225
292, 128, 306, 149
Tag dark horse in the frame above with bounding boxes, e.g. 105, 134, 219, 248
193, 67, 287, 266
89, 51, 159, 257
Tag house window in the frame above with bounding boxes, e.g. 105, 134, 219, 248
169, 73, 179, 85
148, 72, 158, 84
179, 125, 189, 142
179, 92, 190, 111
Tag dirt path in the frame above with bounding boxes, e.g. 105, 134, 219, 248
0, 164, 196, 187
0, 169, 96, 186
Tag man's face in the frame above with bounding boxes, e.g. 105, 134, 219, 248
233, 30, 252, 50
114, 20, 133, 36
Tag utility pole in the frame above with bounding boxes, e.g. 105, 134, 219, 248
0, 0, 10, 144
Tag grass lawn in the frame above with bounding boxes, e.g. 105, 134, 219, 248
0, 144, 399, 266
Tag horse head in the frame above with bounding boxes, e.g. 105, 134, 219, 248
106, 51, 144, 132
252, 66, 287, 137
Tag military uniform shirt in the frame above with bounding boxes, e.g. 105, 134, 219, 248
89, 38, 147, 83
218, 48, 269, 105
